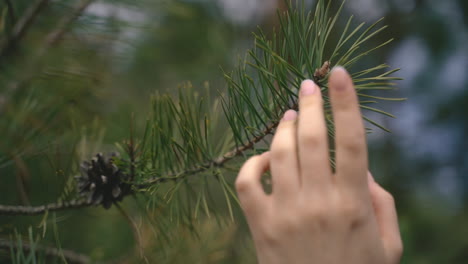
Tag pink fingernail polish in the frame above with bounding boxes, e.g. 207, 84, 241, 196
301, 80, 316, 96
282, 110, 297, 121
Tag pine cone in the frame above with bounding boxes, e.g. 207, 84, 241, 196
75, 153, 131, 209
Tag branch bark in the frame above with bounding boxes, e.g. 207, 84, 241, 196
0, 199, 95, 215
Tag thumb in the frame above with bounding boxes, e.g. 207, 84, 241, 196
367, 171, 403, 263
236, 152, 271, 217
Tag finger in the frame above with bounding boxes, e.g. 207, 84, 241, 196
329, 67, 368, 190
269, 110, 300, 200
368, 172, 403, 262
236, 152, 271, 216
297, 80, 332, 189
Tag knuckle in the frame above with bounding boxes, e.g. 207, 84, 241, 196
259, 228, 281, 246
299, 197, 331, 225
301, 93, 322, 107
393, 238, 404, 256
235, 178, 251, 194
270, 144, 291, 161
387, 237, 404, 264
275, 214, 301, 234
300, 132, 324, 150
338, 199, 368, 224
382, 190, 396, 205
305, 206, 329, 227
303, 200, 327, 217
342, 136, 365, 155
235, 156, 260, 193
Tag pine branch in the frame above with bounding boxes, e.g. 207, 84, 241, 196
0, 0, 50, 58
0, 199, 94, 216
0, 239, 91, 264
0, 117, 281, 215
0, 116, 278, 215
139, 0, 403, 186
0, 0, 403, 217
138, 113, 286, 186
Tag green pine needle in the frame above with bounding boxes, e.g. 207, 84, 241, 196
133, 0, 405, 237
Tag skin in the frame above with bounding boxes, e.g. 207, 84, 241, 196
235, 67, 403, 264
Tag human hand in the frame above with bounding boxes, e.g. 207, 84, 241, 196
235, 67, 403, 264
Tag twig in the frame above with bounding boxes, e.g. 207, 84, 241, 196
0, 0, 50, 59
0, 199, 95, 215
139, 101, 299, 186
0, 102, 293, 215
0, 239, 91, 264
313, 61, 331, 82
0, 90, 297, 215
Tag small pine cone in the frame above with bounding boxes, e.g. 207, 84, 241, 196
75, 153, 131, 209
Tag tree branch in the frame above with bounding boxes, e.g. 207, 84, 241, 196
0, 104, 292, 215
0, 239, 91, 264
0, 199, 95, 215
0, 0, 50, 59
0, 97, 298, 216
139, 101, 299, 186
0, 118, 281, 215
0, 0, 399, 216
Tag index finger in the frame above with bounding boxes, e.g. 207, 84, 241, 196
328, 67, 368, 190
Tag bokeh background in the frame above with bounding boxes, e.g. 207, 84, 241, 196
1, 0, 467, 263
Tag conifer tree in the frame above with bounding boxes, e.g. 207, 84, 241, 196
0, 0, 402, 263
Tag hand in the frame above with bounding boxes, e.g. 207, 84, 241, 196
235, 67, 403, 264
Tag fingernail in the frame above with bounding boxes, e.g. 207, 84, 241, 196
330, 66, 349, 91
331, 65, 346, 73
300, 80, 316, 96
282, 109, 297, 121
